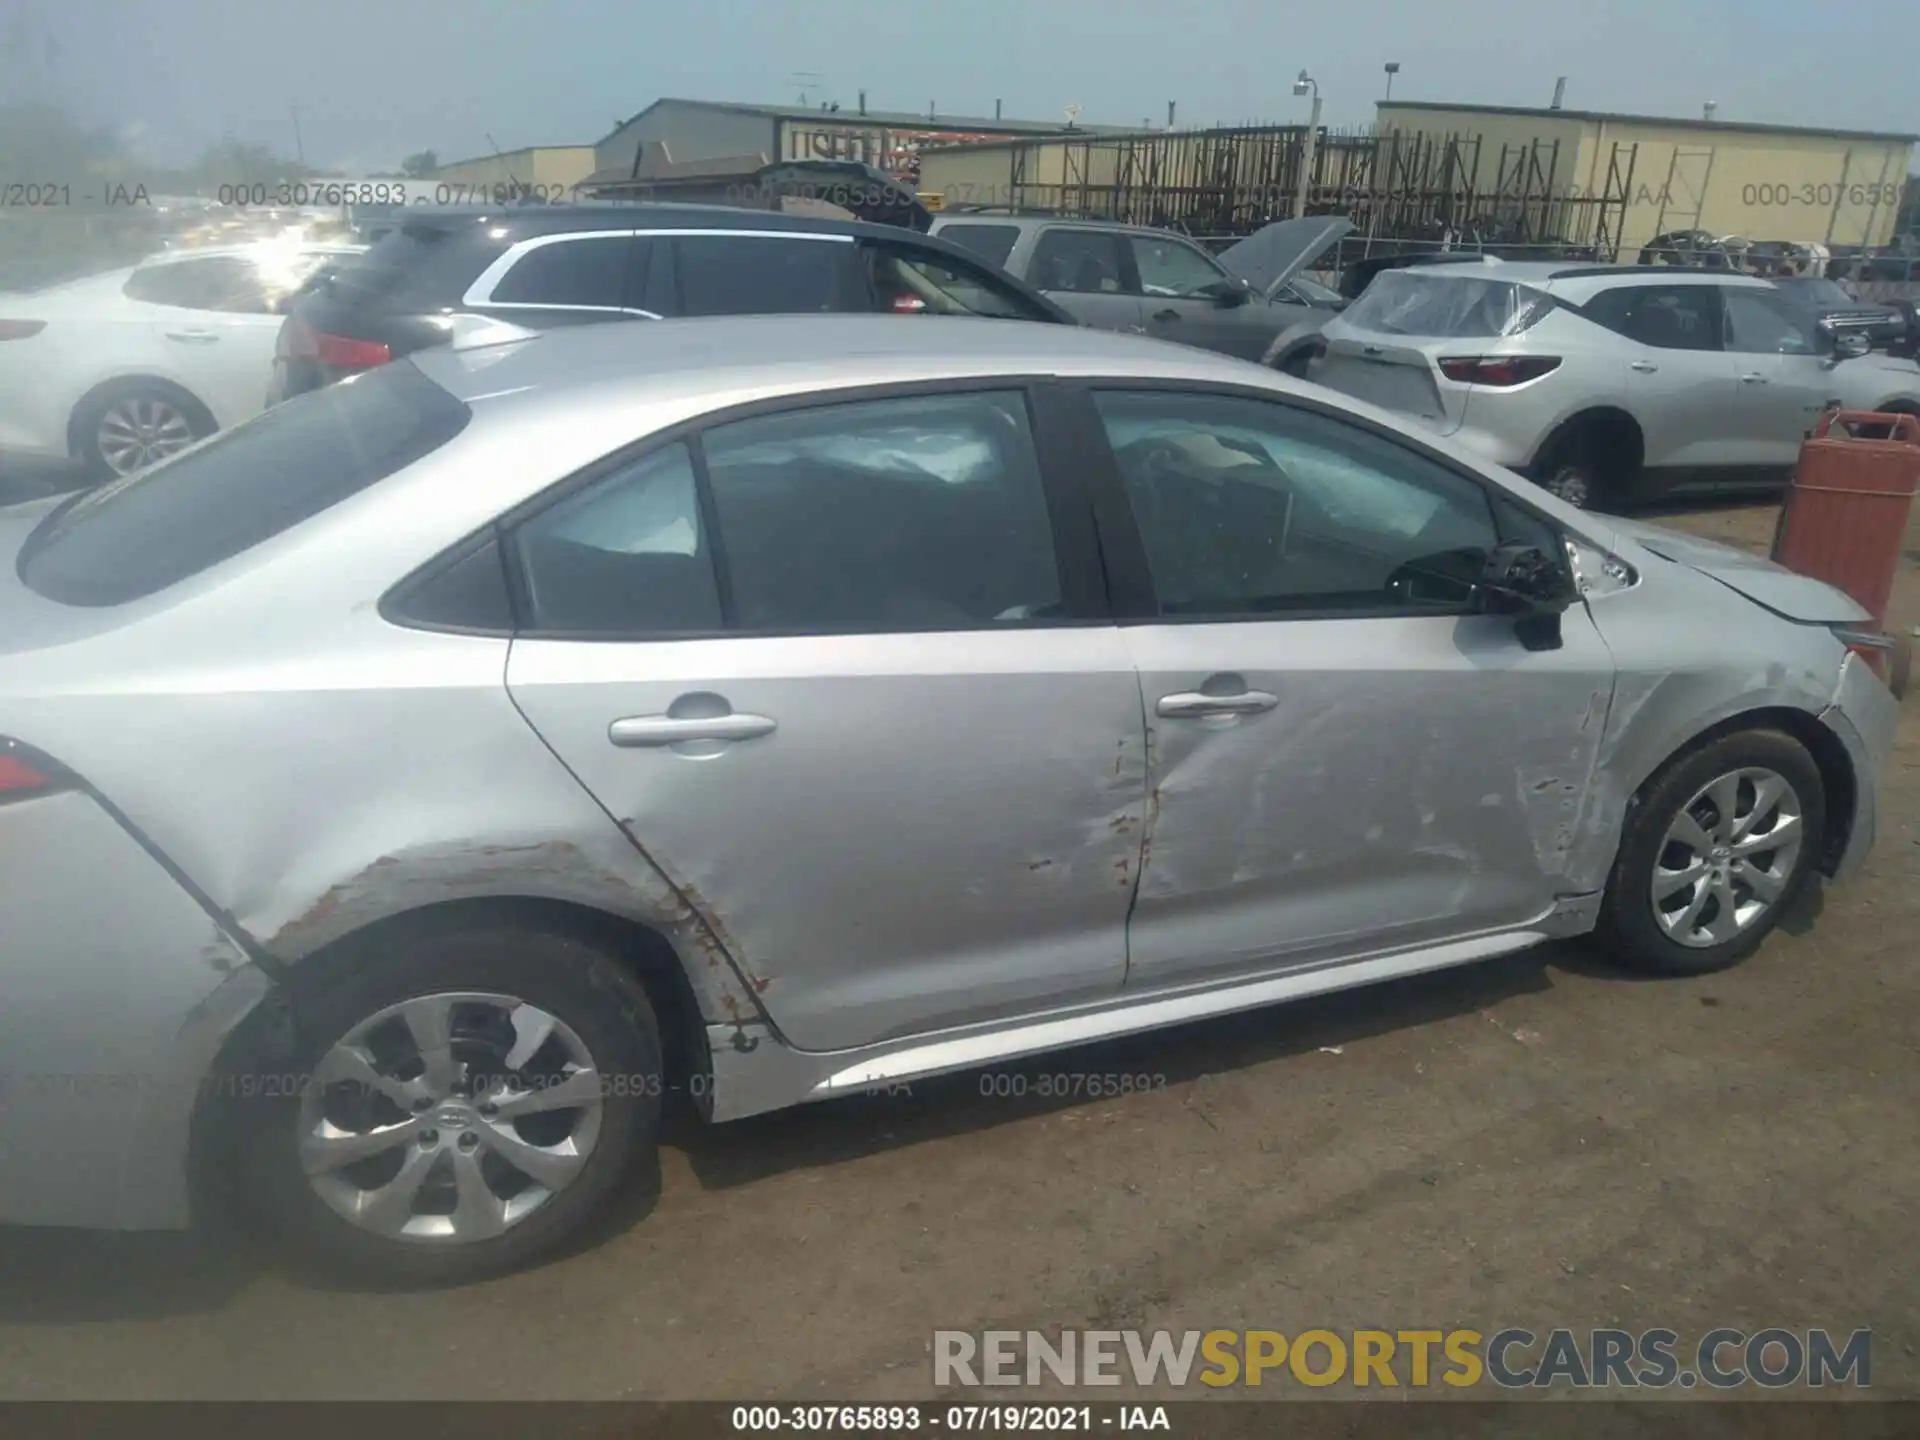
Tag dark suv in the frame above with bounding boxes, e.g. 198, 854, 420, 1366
270, 203, 1072, 401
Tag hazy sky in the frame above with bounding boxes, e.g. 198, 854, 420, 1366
8, 0, 1919, 171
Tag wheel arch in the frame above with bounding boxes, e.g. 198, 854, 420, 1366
1529, 405, 1645, 478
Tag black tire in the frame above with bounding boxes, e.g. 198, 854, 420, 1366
246, 924, 663, 1285
70, 380, 216, 482
1535, 437, 1606, 511
1597, 728, 1826, 976
1274, 347, 1315, 378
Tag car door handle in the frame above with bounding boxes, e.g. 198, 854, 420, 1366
608, 713, 778, 747
164, 329, 220, 343
1740, 372, 1768, 384
1629, 360, 1659, 373
1156, 690, 1279, 718
1152, 308, 1181, 322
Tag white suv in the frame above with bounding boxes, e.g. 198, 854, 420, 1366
1310, 261, 1920, 509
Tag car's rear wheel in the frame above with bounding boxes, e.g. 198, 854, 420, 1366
72, 381, 215, 480
1598, 728, 1826, 976
249, 924, 663, 1284
1539, 459, 1599, 510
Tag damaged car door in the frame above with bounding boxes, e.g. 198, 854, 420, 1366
502, 386, 1144, 1052
1083, 387, 1616, 987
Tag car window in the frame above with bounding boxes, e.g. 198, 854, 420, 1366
1580, 284, 1723, 352
488, 235, 638, 309
122, 256, 269, 313
1028, 230, 1128, 295
701, 391, 1062, 632
672, 234, 856, 316
513, 442, 724, 634
935, 224, 1021, 269
867, 242, 1054, 320
19, 364, 470, 607
1722, 287, 1817, 355
1092, 390, 1499, 617
1130, 236, 1226, 298
334, 220, 503, 310
1341, 272, 1555, 338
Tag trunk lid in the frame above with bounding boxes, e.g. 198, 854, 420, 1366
1314, 332, 1465, 434
1610, 518, 1870, 622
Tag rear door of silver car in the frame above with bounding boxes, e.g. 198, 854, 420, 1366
502, 383, 1144, 1052
1575, 283, 1743, 469
1068, 382, 1616, 988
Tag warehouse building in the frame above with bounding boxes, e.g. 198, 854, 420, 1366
430, 145, 599, 193
583, 97, 1124, 190
1374, 101, 1915, 253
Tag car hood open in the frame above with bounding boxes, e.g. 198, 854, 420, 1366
1609, 517, 1869, 622
1216, 216, 1354, 299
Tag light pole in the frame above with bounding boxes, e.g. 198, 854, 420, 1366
1384, 62, 1400, 102
1292, 70, 1322, 219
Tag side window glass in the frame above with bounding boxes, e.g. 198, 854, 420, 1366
1028, 230, 1128, 295
513, 442, 723, 634
674, 235, 854, 316
121, 257, 264, 312
1092, 390, 1498, 616
1723, 288, 1817, 355
700, 391, 1062, 632
490, 235, 633, 308
1129, 237, 1227, 298
934, 224, 1020, 269
868, 243, 1052, 319
1582, 285, 1722, 352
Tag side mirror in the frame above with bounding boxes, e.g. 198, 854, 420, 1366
1201, 278, 1252, 308
1829, 330, 1871, 362
1475, 542, 1575, 650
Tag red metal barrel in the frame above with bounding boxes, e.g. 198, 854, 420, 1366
1770, 409, 1920, 628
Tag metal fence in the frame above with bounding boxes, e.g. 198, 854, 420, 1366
975, 122, 1639, 263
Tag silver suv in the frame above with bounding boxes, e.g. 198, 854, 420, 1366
930, 213, 1349, 363
1310, 261, 1920, 509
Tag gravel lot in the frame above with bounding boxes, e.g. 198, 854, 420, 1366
0, 492, 1915, 1404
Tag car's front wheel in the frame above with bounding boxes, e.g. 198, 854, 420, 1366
248, 923, 664, 1284
1599, 728, 1826, 976
71, 381, 215, 480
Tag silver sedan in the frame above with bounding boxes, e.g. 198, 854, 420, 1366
0, 316, 1902, 1282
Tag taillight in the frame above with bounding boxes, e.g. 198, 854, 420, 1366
280, 317, 390, 370
1438, 355, 1562, 386
0, 751, 56, 799
0, 319, 46, 341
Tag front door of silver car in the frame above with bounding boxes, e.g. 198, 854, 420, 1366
501, 386, 1144, 1052
1128, 233, 1276, 361
1023, 227, 1147, 334
1078, 386, 1614, 987
1718, 284, 1839, 465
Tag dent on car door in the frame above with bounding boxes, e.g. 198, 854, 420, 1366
502, 385, 1144, 1052
1078, 386, 1617, 987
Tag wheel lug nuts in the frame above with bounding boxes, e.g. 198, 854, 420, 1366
459, 1132, 479, 1150
419, 1129, 439, 1147
478, 1102, 498, 1117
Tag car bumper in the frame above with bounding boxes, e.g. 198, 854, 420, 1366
0, 790, 267, 1229
1819, 652, 1902, 882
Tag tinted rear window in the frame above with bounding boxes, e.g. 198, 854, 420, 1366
331, 221, 500, 310
18, 364, 469, 607
936, 225, 1021, 269
1342, 272, 1554, 337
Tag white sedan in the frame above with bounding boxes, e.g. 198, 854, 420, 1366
0, 240, 363, 480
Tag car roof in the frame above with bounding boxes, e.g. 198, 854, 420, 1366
1395, 259, 1774, 298
410, 312, 1259, 405
935, 213, 1170, 239
389, 202, 946, 246
137, 241, 366, 266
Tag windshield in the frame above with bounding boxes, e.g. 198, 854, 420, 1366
1781, 278, 1858, 307
1340, 271, 1556, 337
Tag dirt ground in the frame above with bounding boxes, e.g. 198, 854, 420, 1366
0, 495, 1915, 1404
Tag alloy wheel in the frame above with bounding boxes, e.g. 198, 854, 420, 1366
1650, 767, 1804, 949
297, 991, 606, 1244
96, 395, 197, 475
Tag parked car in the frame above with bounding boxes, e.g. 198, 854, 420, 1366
928, 212, 1351, 363
0, 240, 363, 479
1309, 260, 1920, 509
1638, 231, 1749, 270
268, 204, 1070, 403
0, 315, 1902, 1282
1769, 275, 1914, 354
